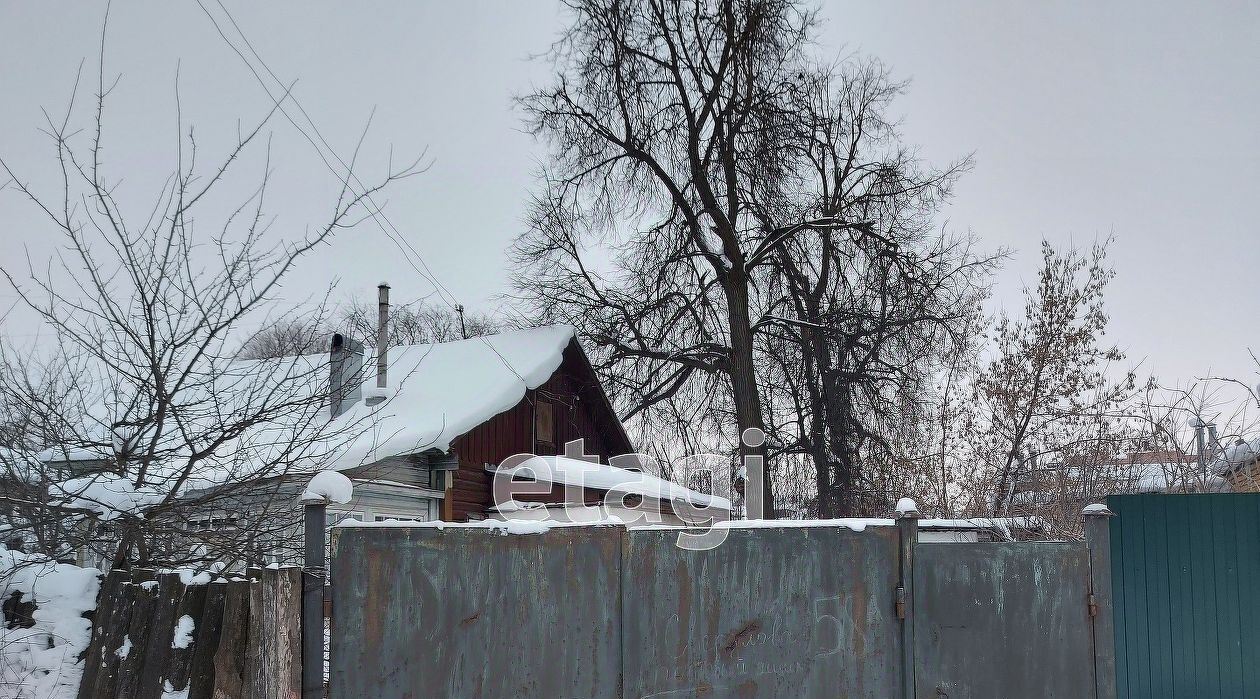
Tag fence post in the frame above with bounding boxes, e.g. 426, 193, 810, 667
188, 579, 227, 699
213, 578, 251, 699
896, 498, 920, 699
76, 568, 128, 699
246, 572, 265, 699
275, 567, 304, 698
165, 579, 208, 695
301, 495, 328, 698
115, 572, 157, 699
1083, 503, 1117, 699
137, 572, 186, 699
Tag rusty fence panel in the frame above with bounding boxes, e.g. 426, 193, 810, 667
912, 542, 1096, 698
621, 525, 903, 699
329, 524, 623, 699
330, 522, 1105, 699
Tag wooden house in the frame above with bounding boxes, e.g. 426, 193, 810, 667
308, 323, 726, 531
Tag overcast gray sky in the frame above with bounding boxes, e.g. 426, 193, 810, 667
2, 1, 1258, 386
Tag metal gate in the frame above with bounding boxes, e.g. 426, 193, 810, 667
620, 525, 903, 698
330, 519, 1111, 698
913, 542, 1097, 698
1108, 493, 1260, 698
330, 524, 623, 698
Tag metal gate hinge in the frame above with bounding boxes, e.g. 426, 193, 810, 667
896, 586, 906, 620
1087, 592, 1098, 618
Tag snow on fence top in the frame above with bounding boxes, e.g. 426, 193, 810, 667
895, 497, 919, 516
0, 550, 100, 698
339, 515, 1041, 535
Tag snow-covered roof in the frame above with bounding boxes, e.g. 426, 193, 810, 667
33, 447, 110, 463
489, 455, 733, 511
1017, 453, 1213, 496
1214, 437, 1260, 475
323, 325, 578, 469
4, 326, 611, 521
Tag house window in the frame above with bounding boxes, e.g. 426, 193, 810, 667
371, 500, 436, 523
325, 511, 363, 528
535, 400, 555, 450
189, 513, 239, 531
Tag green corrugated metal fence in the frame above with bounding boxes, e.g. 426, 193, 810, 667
1108, 493, 1260, 698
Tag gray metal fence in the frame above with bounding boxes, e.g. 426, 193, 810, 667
331, 517, 1115, 698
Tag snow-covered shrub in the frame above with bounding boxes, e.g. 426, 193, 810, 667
0, 551, 99, 699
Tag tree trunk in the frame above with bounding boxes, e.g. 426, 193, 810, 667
724, 275, 774, 518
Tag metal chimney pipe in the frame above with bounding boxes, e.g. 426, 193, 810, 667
1193, 419, 1207, 476
377, 282, 390, 388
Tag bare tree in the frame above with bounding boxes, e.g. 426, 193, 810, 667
337, 299, 501, 346
967, 240, 1137, 519
0, 32, 419, 569
236, 299, 502, 360
514, 0, 824, 516
235, 314, 331, 360
752, 60, 1000, 516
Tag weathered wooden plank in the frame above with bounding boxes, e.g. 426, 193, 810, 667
76, 569, 127, 699
165, 580, 209, 695
188, 580, 227, 699
115, 581, 158, 699
90, 573, 135, 699
136, 573, 186, 699
212, 579, 250, 699
245, 574, 266, 699
246, 568, 303, 699
272, 567, 302, 699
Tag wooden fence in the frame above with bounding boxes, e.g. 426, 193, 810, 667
75, 566, 302, 699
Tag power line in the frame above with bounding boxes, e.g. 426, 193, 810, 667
194, 0, 459, 310
194, 0, 525, 380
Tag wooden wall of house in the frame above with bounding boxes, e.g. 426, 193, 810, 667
342, 455, 436, 489
1225, 460, 1259, 492
446, 342, 632, 521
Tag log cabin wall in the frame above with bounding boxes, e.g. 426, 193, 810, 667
446, 341, 633, 521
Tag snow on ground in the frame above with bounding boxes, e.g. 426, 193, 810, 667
0, 551, 99, 699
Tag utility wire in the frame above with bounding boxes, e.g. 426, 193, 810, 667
195, 0, 526, 381
195, 0, 455, 309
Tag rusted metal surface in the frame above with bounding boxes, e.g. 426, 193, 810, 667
912, 542, 1095, 698
621, 525, 903, 699
331, 523, 1106, 699
330, 524, 623, 699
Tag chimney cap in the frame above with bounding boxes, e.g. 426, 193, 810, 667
378, 281, 391, 289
